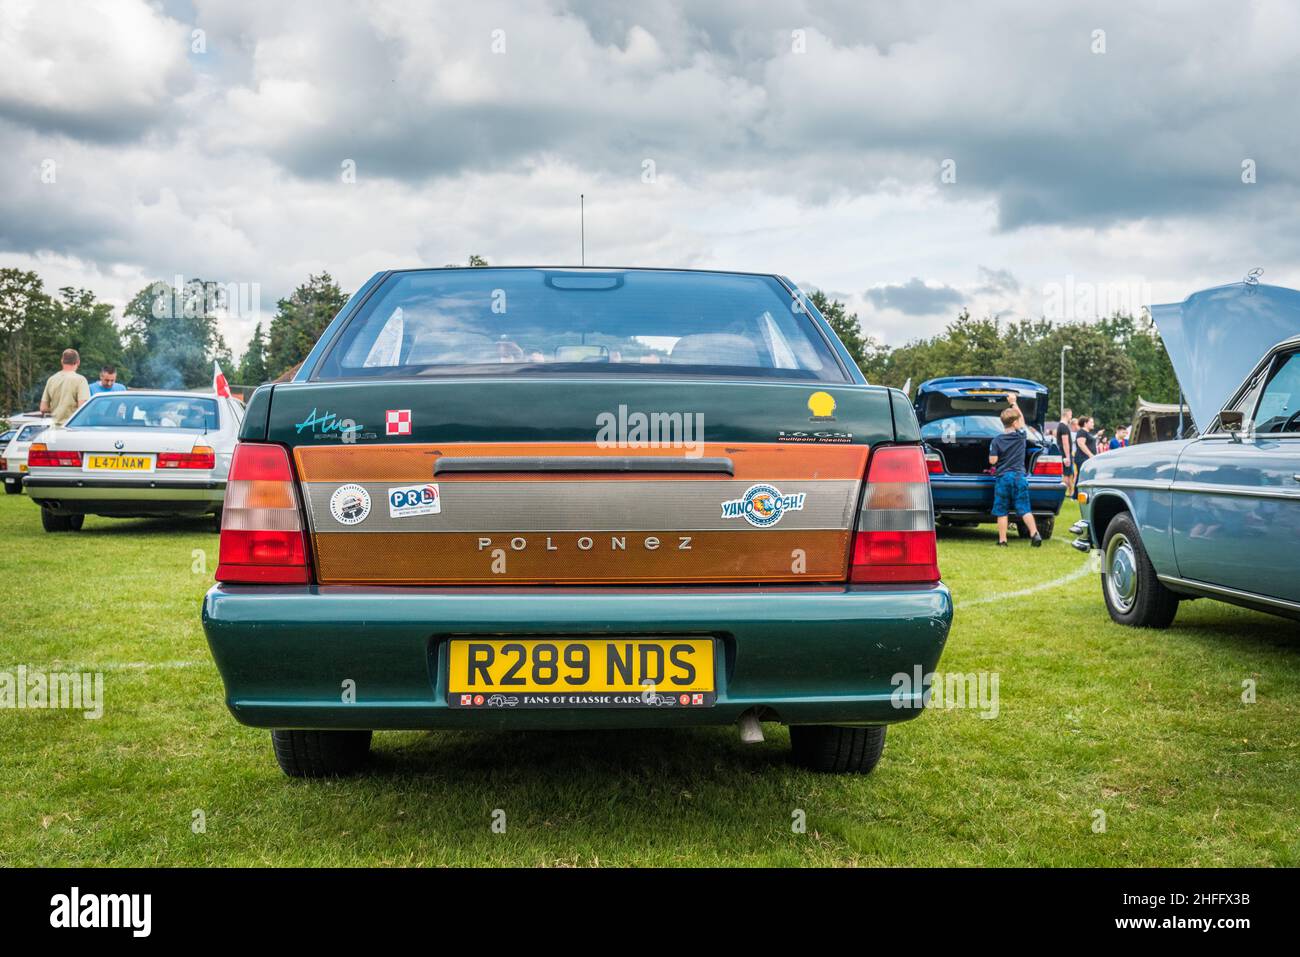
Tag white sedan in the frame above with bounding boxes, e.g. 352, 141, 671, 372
1, 416, 51, 494
24, 390, 244, 532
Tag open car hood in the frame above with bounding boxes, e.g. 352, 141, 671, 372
1151, 282, 1300, 431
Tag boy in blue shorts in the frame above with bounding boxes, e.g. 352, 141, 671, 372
989, 394, 1042, 547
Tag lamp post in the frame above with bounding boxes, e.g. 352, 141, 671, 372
1059, 344, 1073, 416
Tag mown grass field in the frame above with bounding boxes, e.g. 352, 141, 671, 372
0, 490, 1296, 866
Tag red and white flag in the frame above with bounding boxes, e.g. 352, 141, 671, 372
213, 361, 231, 398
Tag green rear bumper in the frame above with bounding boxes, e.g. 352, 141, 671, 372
201, 584, 953, 730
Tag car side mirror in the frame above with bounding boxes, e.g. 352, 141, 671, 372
1220, 409, 1245, 442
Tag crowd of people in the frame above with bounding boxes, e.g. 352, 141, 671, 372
1053, 407, 1130, 495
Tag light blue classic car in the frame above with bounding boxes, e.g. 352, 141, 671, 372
1074, 281, 1300, 626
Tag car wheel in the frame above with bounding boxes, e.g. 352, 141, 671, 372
1036, 515, 1054, 539
3, 481, 20, 495
790, 725, 886, 774
1100, 513, 1179, 628
68, 514, 84, 531
40, 509, 72, 532
271, 729, 373, 777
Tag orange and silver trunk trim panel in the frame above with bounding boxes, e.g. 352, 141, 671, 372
295, 443, 866, 585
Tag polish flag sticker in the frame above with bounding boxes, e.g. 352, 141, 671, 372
386, 409, 412, 436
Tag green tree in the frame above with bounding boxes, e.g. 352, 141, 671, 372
52, 287, 126, 383
1099, 312, 1179, 406
0, 268, 56, 412
808, 289, 886, 375
122, 278, 232, 389
0, 274, 124, 411
265, 273, 350, 379
1005, 322, 1137, 427
237, 322, 269, 385
873, 310, 1007, 391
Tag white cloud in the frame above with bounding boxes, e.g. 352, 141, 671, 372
0, 0, 191, 139
1, 0, 1299, 357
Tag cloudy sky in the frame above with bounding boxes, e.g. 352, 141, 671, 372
2, 0, 1298, 356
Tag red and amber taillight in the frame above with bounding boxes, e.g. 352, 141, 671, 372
849, 445, 940, 585
27, 443, 82, 467
924, 451, 944, 474
1032, 454, 1064, 476
158, 446, 216, 469
216, 443, 310, 584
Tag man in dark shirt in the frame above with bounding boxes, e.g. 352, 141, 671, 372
1075, 416, 1097, 472
1054, 407, 1073, 494
989, 394, 1042, 547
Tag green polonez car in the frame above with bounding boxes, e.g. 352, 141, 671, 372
201, 267, 953, 776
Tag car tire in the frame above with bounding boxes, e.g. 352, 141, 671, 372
271, 729, 373, 777
3, 482, 20, 495
40, 509, 72, 532
1036, 515, 1054, 539
68, 513, 84, 531
1100, 512, 1179, 628
790, 724, 886, 774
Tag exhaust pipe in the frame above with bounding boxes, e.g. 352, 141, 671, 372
737, 711, 765, 744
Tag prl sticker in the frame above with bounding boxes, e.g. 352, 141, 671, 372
388, 483, 441, 518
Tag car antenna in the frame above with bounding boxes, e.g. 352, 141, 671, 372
580, 193, 585, 266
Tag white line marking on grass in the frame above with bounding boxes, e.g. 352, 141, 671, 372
954, 557, 1094, 609
50, 660, 207, 672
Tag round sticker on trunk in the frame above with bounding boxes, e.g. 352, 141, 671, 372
329, 484, 371, 525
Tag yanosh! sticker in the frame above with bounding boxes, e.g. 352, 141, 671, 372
720, 483, 807, 528
329, 484, 371, 525
388, 483, 441, 518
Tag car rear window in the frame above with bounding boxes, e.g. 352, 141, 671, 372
917, 391, 1040, 426
921, 416, 1044, 443
314, 268, 848, 382
69, 395, 219, 431
17, 425, 48, 441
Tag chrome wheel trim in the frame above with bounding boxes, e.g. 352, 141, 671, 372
1105, 532, 1138, 613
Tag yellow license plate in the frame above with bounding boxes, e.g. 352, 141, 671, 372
448, 637, 715, 709
85, 454, 152, 471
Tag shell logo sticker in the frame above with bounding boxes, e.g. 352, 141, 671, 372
808, 391, 836, 421
329, 484, 371, 525
721, 483, 807, 528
